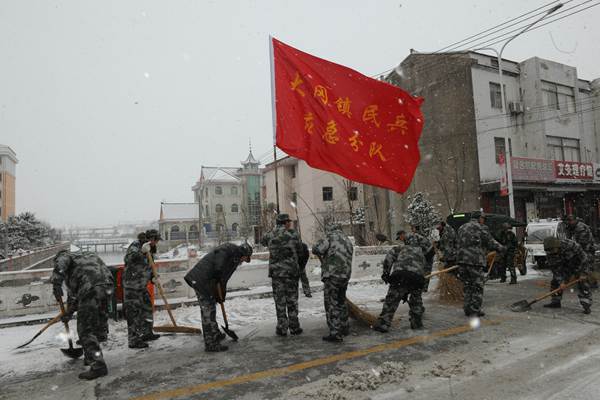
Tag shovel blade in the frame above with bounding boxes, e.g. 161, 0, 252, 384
510, 300, 532, 312
221, 325, 238, 341
61, 347, 84, 359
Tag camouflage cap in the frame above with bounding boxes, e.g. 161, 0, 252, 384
326, 222, 342, 232
543, 236, 560, 253
276, 213, 292, 224
145, 229, 162, 241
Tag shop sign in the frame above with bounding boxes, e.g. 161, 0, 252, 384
554, 161, 594, 180
594, 163, 600, 182
510, 157, 555, 182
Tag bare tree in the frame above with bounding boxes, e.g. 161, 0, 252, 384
430, 139, 468, 214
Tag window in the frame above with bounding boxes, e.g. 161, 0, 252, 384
322, 186, 333, 201
547, 136, 580, 162
291, 192, 297, 204
171, 225, 180, 233
205, 205, 209, 217
349, 187, 358, 201
542, 81, 575, 112
489, 82, 502, 109
231, 186, 238, 195
215, 186, 222, 195
490, 58, 499, 68
215, 204, 223, 213
205, 187, 208, 197
231, 203, 239, 213
289, 165, 296, 178
494, 137, 512, 164
232, 223, 239, 232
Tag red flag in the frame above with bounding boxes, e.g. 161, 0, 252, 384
271, 37, 424, 193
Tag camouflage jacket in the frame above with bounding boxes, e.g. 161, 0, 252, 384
438, 225, 457, 263
123, 240, 152, 290
383, 244, 425, 278
457, 220, 504, 267
51, 251, 113, 309
546, 238, 588, 279
405, 232, 434, 264
184, 243, 245, 298
566, 221, 596, 254
261, 225, 302, 278
497, 229, 517, 258
313, 227, 353, 281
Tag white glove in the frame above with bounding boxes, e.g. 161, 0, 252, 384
142, 242, 152, 254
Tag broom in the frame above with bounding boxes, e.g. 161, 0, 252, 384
346, 297, 378, 327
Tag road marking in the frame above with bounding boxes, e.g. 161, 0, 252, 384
132, 321, 498, 400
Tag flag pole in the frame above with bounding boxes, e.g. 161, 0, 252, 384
269, 35, 281, 213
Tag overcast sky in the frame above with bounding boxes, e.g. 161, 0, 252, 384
1, 0, 598, 228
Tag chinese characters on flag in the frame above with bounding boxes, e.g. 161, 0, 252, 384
271, 38, 424, 193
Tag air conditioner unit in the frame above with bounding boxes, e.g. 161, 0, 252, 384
508, 101, 524, 114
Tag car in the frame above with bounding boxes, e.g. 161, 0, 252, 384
524, 219, 567, 269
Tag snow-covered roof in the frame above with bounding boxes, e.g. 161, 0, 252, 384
201, 166, 240, 184
241, 150, 259, 165
160, 203, 199, 221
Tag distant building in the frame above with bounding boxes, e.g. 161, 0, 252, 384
158, 202, 200, 247
386, 51, 600, 235
0, 145, 17, 222
191, 150, 262, 241
262, 156, 365, 245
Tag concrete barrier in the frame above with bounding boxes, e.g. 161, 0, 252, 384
0, 243, 70, 272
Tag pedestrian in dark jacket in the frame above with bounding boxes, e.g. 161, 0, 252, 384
184, 242, 253, 352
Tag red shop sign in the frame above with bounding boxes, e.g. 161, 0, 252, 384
554, 161, 594, 180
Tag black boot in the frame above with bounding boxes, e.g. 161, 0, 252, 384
205, 344, 228, 352
509, 273, 517, 284
583, 304, 591, 314
500, 276, 507, 283
290, 328, 303, 336
217, 332, 226, 342
410, 318, 423, 330
275, 328, 287, 337
322, 334, 343, 343
372, 323, 389, 333
543, 302, 561, 309
128, 341, 149, 349
141, 333, 160, 341
78, 366, 108, 380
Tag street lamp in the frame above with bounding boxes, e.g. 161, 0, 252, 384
477, 3, 563, 218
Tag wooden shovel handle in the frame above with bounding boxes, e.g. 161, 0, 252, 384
532, 277, 583, 304
486, 252, 497, 275
147, 253, 178, 327
426, 265, 459, 279
216, 285, 229, 327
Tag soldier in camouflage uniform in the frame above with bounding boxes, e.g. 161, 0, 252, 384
436, 221, 457, 269
373, 233, 426, 332
407, 225, 434, 291
123, 230, 161, 349
184, 243, 253, 352
51, 250, 113, 380
313, 223, 353, 342
299, 242, 312, 297
261, 214, 304, 336
497, 223, 518, 284
456, 212, 505, 317
565, 215, 597, 288
543, 237, 592, 313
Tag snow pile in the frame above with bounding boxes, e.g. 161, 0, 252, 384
426, 359, 466, 378
289, 362, 407, 400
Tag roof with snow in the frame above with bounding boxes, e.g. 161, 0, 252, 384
241, 150, 259, 165
160, 203, 199, 222
201, 166, 241, 184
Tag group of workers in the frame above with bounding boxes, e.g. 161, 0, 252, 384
49, 212, 595, 381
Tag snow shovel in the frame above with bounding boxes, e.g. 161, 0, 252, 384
56, 296, 84, 359
510, 277, 583, 312
147, 254, 202, 334
15, 312, 62, 349
216, 285, 238, 341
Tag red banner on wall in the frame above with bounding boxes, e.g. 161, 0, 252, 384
554, 160, 594, 180
271, 38, 424, 193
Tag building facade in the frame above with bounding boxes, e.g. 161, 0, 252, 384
191, 150, 262, 240
262, 156, 365, 245
158, 202, 200, 248
0, 145, 17, 222
387, 52, 600, 235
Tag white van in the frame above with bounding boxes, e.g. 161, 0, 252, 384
525, 219, 567, 268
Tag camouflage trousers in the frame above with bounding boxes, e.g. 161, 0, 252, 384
550, 274, 592, 309
124, 287, 153, 345
458, 264, 486, 315
497, 253, 516, 280
193, 289, 221, 348
77, 286, 110, 371
271, 277, 300, 332
322, 277, 349, 336
300, 270, 311, 296
376, 284, 424, 329
585, 251, 598, 287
